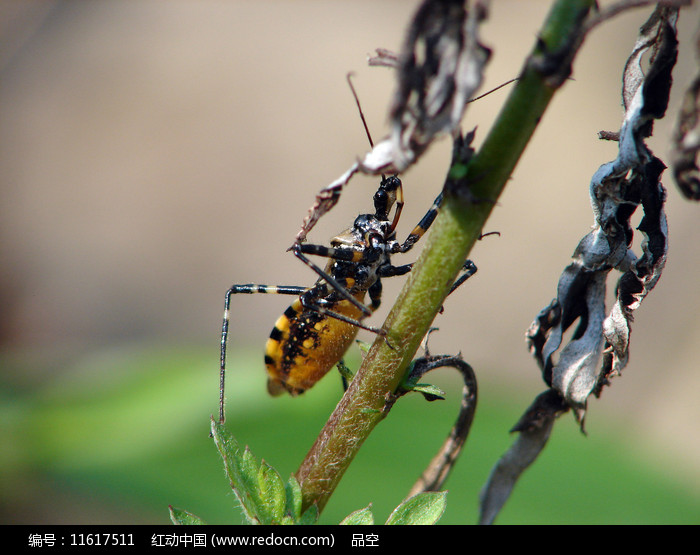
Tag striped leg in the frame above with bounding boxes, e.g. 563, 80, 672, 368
219, 284, 306, 424
298, 284, 386, 335
296, 242, 379, 263
397, 192, 443, 253
378, 258, 476, 317
392, 191, 476, 296
292, 243, 378, 319
396, 193, 496, 255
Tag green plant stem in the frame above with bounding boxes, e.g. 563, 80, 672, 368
296, 0, 595, 514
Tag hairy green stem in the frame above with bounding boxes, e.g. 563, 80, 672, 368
296, 0, 595, 514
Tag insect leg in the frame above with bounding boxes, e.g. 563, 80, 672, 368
219, 284, 306, 424
295, 242, 380, 264
292, 243, 376, 318
379, 259, 474, 300
299, 286, 386, 335
368, 278, 383, 311
449, 259, 477, 295
378, 263, 413, 278
396, 192, 443, 253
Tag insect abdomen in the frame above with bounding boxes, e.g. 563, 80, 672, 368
265, 294, 367, 396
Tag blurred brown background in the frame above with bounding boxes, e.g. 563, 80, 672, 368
1, 0, 698, 516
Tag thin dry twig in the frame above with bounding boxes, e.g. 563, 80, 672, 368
400, 354, 478, 499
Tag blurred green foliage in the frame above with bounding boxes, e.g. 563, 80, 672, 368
1, 345, 698, 525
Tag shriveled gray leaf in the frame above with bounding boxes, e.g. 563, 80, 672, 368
296, 0, 490, 242
478, 390, 568, 525
482, 6, 678, 527
527, 6, 676, 423
671, 27, 700, 199
376, 0, 491, 173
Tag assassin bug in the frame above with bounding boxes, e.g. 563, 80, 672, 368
218, 78, 476, 425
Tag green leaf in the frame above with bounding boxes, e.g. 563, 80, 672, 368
298, 504, 320, 525
355, 340, 371, 354
282, 474, 320, 524
340, 505, 375, 525
211, 418, 283, 524
385, 491, 447, 525
211, 419, 323, 525
232, 446, 263, 524
256, 460, 287, 524
285, 474, 303, 522
168, 505, 206, 525
409, 383, 445, 400
210, 421, 255, 523
336, 360, 355, 382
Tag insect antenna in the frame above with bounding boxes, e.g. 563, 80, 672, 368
466, 78, 518, 104
346, 72, 404, 231
347, 72, 376, 150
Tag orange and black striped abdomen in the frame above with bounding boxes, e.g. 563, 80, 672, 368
265, 292, 367, 396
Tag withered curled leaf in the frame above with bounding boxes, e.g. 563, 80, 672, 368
528, 6, 676, 424
480, 6, 679, 525
296, 0, 490, 243
671, 30, 700, 200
